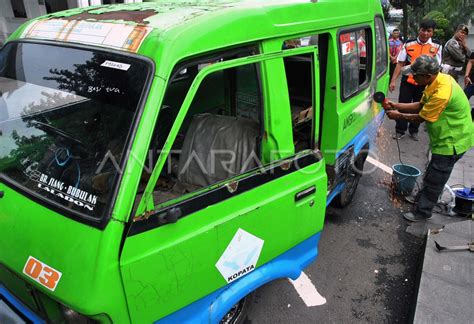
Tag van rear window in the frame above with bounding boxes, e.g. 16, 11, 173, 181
0, 42, 149, 220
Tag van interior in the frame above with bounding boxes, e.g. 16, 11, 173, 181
134, 35, 330, 211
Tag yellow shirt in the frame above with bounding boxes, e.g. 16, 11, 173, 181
419, 73, 473, 155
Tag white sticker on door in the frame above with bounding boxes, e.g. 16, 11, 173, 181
215, 228, 264, 283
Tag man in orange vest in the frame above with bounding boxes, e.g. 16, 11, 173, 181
389, 19, 442, 141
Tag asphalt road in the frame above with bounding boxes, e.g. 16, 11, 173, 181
246, 112, 431, 323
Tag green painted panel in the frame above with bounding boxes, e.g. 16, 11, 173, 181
0, 186, 130, 321
1, 0, 386, 322
121, 159, 327, 322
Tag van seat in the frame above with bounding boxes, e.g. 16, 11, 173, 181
177, 113, 260, 187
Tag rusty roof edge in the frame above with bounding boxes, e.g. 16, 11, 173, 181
45, 1, 237, 19
38, 2, 233, 28
47, 3, 158, 18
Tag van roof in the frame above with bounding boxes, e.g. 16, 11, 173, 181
17, 0, 381, 59
33, 1, 374, 29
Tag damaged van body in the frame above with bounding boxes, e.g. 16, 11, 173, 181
0, 1, 388, 323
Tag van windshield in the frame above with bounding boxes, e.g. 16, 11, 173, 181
0, 42, 149, 220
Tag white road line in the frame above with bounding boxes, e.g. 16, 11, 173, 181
289, 272, 327, 307
366, 156, 393, 175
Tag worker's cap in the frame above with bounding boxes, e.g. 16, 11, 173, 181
401, 55, 440, 76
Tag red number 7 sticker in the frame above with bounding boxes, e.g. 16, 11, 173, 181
23, 256, 62, 291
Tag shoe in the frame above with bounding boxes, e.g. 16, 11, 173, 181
392, 132, 406, 140
409, 132, 419, 141
403, 212, 432, 222
405, 196, 416, 204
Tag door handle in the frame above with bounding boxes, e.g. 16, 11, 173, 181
295, 186, 316, 202
0, 191, 4, 198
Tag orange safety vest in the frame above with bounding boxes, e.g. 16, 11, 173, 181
403, 39, 441, 85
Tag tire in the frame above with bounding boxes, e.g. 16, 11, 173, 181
220, 290, 256, 324
332, 150, 367, 208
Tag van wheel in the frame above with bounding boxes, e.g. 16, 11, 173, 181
220, 291, 255, 324
332, 152, 367, 208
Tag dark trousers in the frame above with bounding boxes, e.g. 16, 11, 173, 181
396, 81, 424, 135
415, 152, 464, 217
465, 83, 474, 99
389, 62, 397, 81
465, 84, 474, 120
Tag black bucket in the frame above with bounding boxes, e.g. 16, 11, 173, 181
453, 187, 474, 215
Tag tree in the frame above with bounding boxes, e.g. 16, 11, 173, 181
423, 11, 449, 41
390, 0, 474, 43
390, 0, 425, 40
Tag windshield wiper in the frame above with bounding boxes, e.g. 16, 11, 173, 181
31, 121, 85, 147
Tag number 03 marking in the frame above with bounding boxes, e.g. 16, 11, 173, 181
23, 256, 62, 291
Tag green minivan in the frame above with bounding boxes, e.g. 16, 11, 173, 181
0, 1, 389, 322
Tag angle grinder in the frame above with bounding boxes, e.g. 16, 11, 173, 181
373, 91, 389, 109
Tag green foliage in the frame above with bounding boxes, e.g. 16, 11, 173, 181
390, 0, 424, 8
424, 10, 443, 20
389, 0, 474, 43
424, 11, 450, 42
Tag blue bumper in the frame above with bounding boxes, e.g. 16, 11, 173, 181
156, 232, 322, 324
0, 285, 45, 324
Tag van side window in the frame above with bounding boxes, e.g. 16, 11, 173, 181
234, 63, 262, 121
283, 53, 315, 152
148, 47, 259, 162
137, 62, 263, 207
339, 28, 371, 98
374, 17, 388, 77
283, 35, 318, 49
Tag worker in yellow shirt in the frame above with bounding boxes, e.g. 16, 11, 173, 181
384, 55, 473, 222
